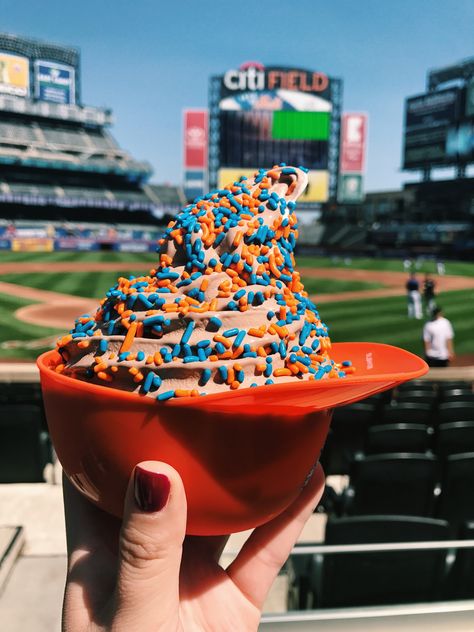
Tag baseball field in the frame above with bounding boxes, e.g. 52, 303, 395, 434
0, 251, 473, 363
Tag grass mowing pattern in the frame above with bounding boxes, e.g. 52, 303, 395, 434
0, 251, 473, 276
0, 293, 61, 360
321, 289, 474, 357
297, 256, 474, 277
0, 272, 384, 299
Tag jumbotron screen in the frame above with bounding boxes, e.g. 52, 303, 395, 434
213, 64, 338, 202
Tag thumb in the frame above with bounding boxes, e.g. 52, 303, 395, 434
113, 461, 186, 631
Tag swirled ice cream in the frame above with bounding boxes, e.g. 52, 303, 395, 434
56, 166, 353, 400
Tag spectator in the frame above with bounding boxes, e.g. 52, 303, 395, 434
406, 272, 422, 319
423, 273, 436, 315
423, 306, 455, 367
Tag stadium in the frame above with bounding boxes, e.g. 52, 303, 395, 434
0, 32, 474, 632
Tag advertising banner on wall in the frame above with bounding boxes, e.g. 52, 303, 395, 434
0, 53, 29, 97
183, 109, 208, 169
34, 61, 75, 104
340, 113, 367, 172
338, 174, 364, 204
218, 168, 329, 203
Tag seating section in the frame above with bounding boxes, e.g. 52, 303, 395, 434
316, 515, 450, 607
0, 404, 52, 483
366, 423, 434, 454
346, 453, 437, 516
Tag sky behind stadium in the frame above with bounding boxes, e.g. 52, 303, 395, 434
2, 0, 473, 191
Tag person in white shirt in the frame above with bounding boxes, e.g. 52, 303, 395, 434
423, 307, 455, 367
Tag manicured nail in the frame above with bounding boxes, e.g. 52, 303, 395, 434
134, 466, 171, 512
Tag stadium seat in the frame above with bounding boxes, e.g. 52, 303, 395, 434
0, 405, 52, 483
384, 402, 434, 425
436, 422, 474, 457
446, 521, 474, 599
437, 453, 474, 531
398, 380, 436, 392
366, 423, 433, 454
315, 515, 450, 607
396, 390, 438, 407
344, 453, 437, 516
326, 403, 377, 474
438, 381, 472, 394
0, 382, 43, 405
441, 389, 474, 403
438, 402, 474, 423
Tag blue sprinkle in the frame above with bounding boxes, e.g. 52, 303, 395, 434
197, 339, 210, 348
250, 382, 258, 387
209, 316, 222, 330
234, 289, 246, 300
236, 369, 245, 383
98, 339, 108, 354
267, 310, 275, 320
279, 341, 287, 359
215, 342, 226, 354
129, 314, 137, 322
157, 390, 175, 401
136, 351, 145, 361
197, 348, 207, 362
181, 321, 195, 344
142, 372, 155, 393
233, 330, 246, 348
200, 369, 212, 386
265, 379, 274, 385
218, 366, 228, 381
183, 356, 199, 363
172, 344, 181, 358
342, 361, 352, 367
223, 328, 239, 338
118, 352, 130, 362
290, 353, 298, 363
227, 301, 238, 310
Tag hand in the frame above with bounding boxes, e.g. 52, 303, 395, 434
63, 460, 325, 631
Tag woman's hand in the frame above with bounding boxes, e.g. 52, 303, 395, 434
63, 460, 325, 631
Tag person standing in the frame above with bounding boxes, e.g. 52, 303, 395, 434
423, 273, 436, 315
423, 307, 455, 367
406, 272, 422, 319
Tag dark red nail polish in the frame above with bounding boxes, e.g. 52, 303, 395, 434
134, 467, 171, 512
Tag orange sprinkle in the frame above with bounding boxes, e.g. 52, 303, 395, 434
213, 335, 231, 348
274, 368, 292, 377
230, 380, 240, 390
175, 389, 192, 398
111, 366, 118, 373
154, 351, 163, 365
248, 328, 264, 338
97, 371, 113, 382
120, 321, 137, 353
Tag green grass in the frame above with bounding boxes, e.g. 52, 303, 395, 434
320, 289, 474, 357
0, 271, 149, 299
0, 251, 473, 276
301, 277, 383, 294
297, 256, 474, 277
0, 293, 61, 360
0, 271, 384, 299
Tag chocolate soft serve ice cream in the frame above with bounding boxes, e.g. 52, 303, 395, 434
56, 166, 353, 400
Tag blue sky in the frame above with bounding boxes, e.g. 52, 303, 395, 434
2, 0, 473, 191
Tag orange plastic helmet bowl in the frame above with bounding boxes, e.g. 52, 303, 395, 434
37, 342, 427, 535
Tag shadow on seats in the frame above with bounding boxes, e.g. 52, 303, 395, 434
344, 453, 437, 516
0, 404, 52, 482
316, 514, 450, 607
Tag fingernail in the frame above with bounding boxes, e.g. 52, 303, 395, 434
134, 466, 171, 512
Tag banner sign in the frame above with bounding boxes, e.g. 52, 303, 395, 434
218, 168, 329, 203
183, 110, 208, 169
338, 174, 364, 204
0, 53, 29, 97
340, 113, 367, 173
11, 237, 54, 252
34, 61, 75, 104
